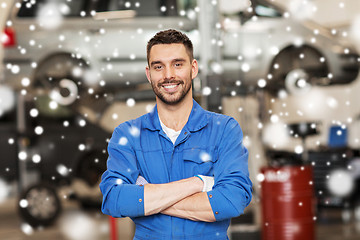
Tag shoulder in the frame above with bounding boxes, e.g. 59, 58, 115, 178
114, 117, 139, 132
205, 110, 239, 128
204, 111, 244, 143
112, 112, 150, 140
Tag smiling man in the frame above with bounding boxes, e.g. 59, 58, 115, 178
147, 43, 193, 106
100, 29, 252, 240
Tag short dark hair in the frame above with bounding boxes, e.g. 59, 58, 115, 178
146, 29, 194, 65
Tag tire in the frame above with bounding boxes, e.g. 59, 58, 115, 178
34, 54, 88, 106
268, 45, 329, 95
18, 183, 61, 227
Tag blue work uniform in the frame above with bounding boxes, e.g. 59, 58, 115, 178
100, 100, 252, 240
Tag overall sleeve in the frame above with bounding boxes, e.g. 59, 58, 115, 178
207, 118, 253, 221
99, 125, 145, 218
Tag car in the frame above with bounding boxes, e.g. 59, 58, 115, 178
1, 0, 359, 103
219, 0, 360, 95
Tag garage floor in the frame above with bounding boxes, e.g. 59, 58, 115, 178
1, 196, 360, 240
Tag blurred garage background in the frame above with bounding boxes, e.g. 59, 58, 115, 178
1, 0, 360, 239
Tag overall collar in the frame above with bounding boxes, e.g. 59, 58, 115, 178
143, 99, 208, 132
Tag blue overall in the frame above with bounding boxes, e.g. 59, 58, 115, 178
100, 100, 252, 239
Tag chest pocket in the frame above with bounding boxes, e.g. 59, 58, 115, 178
182, 147, 218, 177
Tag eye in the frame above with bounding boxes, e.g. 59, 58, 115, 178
174, 63, 182, 67
153, 65, 163, 70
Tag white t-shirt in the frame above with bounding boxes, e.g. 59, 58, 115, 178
159, 117, 182, 144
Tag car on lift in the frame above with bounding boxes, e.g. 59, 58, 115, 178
1, 0, 359, 102
219, 0, 359, 95
0, 86, 110, 227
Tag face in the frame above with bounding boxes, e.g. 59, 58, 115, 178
146, 43, 198, 106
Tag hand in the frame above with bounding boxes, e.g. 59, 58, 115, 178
195, 175, 214, 192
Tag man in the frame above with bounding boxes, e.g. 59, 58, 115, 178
100, 29, 252, 239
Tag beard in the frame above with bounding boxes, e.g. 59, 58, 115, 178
150, 74, 192, 105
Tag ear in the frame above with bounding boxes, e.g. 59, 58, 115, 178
145, 66, 151, 83
191, 59, 199, 79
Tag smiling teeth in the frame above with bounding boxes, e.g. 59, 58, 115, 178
164, 85, 177, 89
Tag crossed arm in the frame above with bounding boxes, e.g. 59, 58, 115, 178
143, 177, 216, 222
101, 119, 252, 222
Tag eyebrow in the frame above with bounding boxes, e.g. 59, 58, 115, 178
150, 58, 187, 67
173, 58, 186, 63
150, 61, 162, 67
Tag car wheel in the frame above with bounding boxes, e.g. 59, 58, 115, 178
284, 68, 312, 95
268, 45, 329, 95
34, 54, 89, 106
18, 183, 61, 227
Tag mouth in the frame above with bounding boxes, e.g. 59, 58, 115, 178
161, 81, 182, 93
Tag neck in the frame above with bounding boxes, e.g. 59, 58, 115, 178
157, 94, 193, 131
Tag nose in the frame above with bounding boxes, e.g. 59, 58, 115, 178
164, 66, 175, 81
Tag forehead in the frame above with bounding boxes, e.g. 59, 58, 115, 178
149, 43, 190, 62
